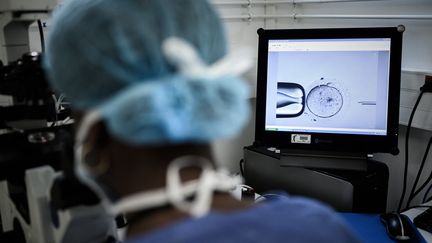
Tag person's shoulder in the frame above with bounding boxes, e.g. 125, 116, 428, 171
126, 195, 362, 243
253, 195, 362, 243
263, 194, 336, 215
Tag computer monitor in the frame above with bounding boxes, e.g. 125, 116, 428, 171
255, 27, 403, 155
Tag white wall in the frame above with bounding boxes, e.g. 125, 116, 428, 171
211, 0, 432, 211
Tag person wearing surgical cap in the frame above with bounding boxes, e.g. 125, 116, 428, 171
44, 0, 361, 242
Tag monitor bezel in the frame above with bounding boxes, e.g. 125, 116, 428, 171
255, 27, 402, 155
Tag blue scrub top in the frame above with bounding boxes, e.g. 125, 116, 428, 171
126, 195, 361, 243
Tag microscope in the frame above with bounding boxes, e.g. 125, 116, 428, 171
0, 1, 121, 242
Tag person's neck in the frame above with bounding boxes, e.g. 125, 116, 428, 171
93, 141, 253, 238
100, 142, 214, 197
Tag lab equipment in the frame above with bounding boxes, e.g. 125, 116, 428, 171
0, 165, 118, 243
0, 0, 71, 129
255, 27, 403, 154
0, 96, 118, 242
380, 212, 413, 241
0, 0, 56, 64
243, 26, 404, 212
341, 213, 426, 243
0, 1, 120, 242
244, 146, 388, 212
0, 52, 67, 129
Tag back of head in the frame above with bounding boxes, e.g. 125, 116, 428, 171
44, 0, 250, 145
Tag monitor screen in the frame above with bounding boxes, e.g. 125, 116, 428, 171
255, 27, 403, 154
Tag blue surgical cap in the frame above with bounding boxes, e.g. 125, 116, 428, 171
44, 0, 250, 145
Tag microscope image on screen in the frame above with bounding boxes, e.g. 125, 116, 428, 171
307, 81, 344, 118
258, 27, 402, 153
276, 78, 346, 119
276, 82, 305, 117
266, 42, 390, 136
272, 71, 362, 128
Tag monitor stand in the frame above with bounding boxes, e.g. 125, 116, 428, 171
278, 149, 368, 171
243, 145, 388, 213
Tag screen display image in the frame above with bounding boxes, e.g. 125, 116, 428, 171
265, 38, 391, 136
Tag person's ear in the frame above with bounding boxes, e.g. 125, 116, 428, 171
82, 121, 111, 176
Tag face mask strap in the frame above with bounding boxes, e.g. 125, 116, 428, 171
162, 37, 253, 80
192, 169, 241, 217
110, 156, 242, 217
166, 156, 242, 218
166, 156, 214, 217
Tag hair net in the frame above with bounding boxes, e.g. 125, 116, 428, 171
44, 0, 250, 145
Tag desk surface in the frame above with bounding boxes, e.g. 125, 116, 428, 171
403, 207, 432, 242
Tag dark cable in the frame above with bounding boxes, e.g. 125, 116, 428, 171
406, 135, 432, 205
37, 20, 45, 52
398, 91, 424, 212
406, 135, 432, 207
412, 155, 432, 204
239, 159, 245, 177
423, 183, 432, 203
404, 205, 432, 211
50, 95, 59, 127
